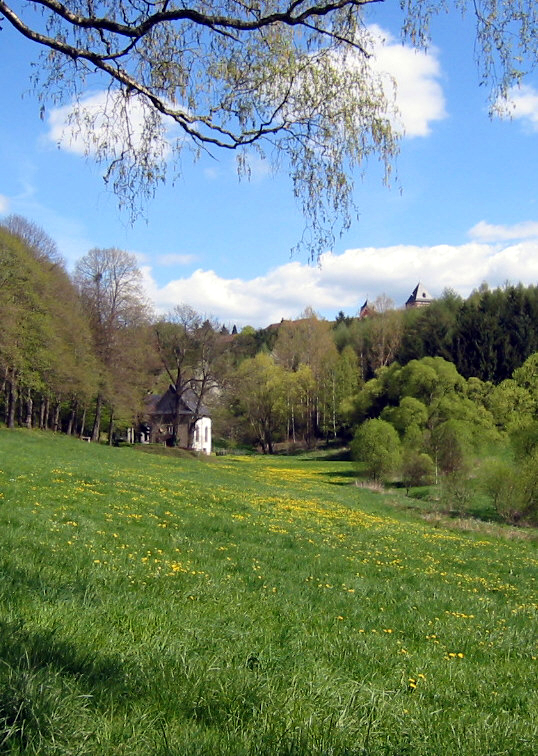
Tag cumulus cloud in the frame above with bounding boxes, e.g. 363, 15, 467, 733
469, 219, 538, 242
47, 23, 445, 169
47, 89, 175, 160
367, 25, 447, 137
498, 84, 538, 131
141, 231, 538, 328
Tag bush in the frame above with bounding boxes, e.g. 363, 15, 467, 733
439, 472, 473, 514
401, 450, 435, 494
481, 454, 538, 525
351, 418, 401, 482
510, 420, 538, 461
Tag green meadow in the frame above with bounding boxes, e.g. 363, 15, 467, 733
0, 430, 536, 755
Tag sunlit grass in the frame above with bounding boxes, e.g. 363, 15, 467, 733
0, 429, 536, 754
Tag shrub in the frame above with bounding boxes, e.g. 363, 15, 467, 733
481, 454, 538, 525
401, 450, 435, 494
439, 472, 473, 514
351, 418, 401, 482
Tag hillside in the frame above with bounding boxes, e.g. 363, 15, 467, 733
0, 430, 536, 755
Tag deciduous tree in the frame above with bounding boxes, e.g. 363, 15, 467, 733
154, 306, 225, 448
74, 247, 152, 441
233, 353, 287, 453
351, 417, 401, 482
2, 1, 535, 251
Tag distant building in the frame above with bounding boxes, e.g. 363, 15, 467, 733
141, 388, 212, 454
405, 282, 434, 309
359, 300, 375, 319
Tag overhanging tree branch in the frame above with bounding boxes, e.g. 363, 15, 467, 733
1, 0, 536, 254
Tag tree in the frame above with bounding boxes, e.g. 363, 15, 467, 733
154, 306, 225, 448
233, 353, 287, 453
74, 247, 152, 441
482, 453, 538, 525
2, 1, 535, 252
361, 296, 403, 373
273, 309, 339, 442
401, 450, 434, 494
0, 221, 97, 432
431, 419, 472, 477
351, 417, 401, 482
3, 214, 62, 265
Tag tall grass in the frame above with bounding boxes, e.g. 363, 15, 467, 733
0, 429, 536, 754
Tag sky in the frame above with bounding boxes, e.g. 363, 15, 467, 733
1, 3, 538, 329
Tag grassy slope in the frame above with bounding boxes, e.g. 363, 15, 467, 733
0, 430, 536, 755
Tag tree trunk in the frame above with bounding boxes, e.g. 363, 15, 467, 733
79, 407, 87, 438
52, 400, 61, 432
24, 389, 33, 429
108, 408, 115, 446
172, 391, 181, 447
6, 374, 17, 429
17, 392, 23, 426
92, 394, 103, 442
66, 400, 77, 436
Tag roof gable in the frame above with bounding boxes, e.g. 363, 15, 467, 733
145, 387, 210, 418
406, 282, 434, 306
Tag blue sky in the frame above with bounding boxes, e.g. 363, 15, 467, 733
1, 4, 538, 328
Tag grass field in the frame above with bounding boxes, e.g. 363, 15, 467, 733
0, 429, 536, 755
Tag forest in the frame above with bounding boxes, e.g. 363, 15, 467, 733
1, 216, 537, 523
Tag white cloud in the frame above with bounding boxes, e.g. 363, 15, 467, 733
499, 84, 538, 131
0, 194, 10, 214
47, 25, 445, 171
157, 253, 198, 266
469, 219, 538, 242
141, 231, 538, 328
368, 25, 447, 137
47, 90, 175, 160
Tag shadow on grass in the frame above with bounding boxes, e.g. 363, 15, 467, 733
314, 468, 358, 486
0, 616, 128, 693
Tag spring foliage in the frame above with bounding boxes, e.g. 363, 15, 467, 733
2, 1, 538, 250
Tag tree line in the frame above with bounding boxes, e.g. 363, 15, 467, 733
1, 217, 537, 470
333, 286, 538, 384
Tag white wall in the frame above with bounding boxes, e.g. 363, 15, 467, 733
193, 416, 212, 455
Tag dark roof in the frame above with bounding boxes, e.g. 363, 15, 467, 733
145, 387, 210, 418
405, 282, 434, 306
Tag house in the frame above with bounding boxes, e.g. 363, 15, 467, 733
141, 387, 212, 455
405, 282, 434, 309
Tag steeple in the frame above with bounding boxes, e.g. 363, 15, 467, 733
405, 282, 434, 309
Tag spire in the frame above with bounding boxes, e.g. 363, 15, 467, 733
405, 282, 434, 308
